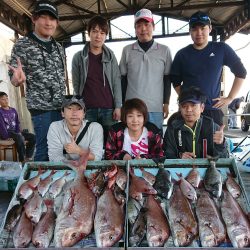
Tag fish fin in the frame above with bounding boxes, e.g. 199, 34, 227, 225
175, 172, 182, 179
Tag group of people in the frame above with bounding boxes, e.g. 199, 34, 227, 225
1, 0, 246, 162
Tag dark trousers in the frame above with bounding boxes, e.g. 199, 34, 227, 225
202, 109, 224, 126
9, 131, 36, 162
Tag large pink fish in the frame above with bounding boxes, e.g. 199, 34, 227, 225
145, 195, 170, 247
221, 190, 250, 248
196, 190, 226, 247
13, 211, 33, 248
94, 187, 124, 247
32, 200, 56, 248
54, 152, 96, 247
168, 186, 198, 247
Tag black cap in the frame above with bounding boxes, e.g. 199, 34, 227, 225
33, 0, 58, 19
178, 87, 207, 105
189, 11, 211, 28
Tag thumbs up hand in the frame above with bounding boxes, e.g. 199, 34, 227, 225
213, 125, 225, 144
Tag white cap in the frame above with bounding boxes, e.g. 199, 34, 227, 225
134, 9, 154, 24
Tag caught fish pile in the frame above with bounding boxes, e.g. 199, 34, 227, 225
127, 161, 250, 248
1, 156, 127, 248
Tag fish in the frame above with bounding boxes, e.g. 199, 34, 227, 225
196, 190, 226, 247
226, 172, 241, 198
153, 167, 173, 199
129, 168, 157, 201
3, 202, 24, 231
127, 197, 143, 225
145, 195, 170, 247
176, 172, 197, 201
25, 187, 44, 224
17, 168, 43, 200
13, 210, 33, 248
38, 169, 57, 197
140, 167, 156, 185
204, 160, 222, 198
32, 199, 56, 248
90, 169, 107, 197
54, 151, 96, 247
49, 171, 70, 198
186, 166, 201, 188
221, 190, 250, 248
116, 167, 127, 190
129, 208, 146, 247
168, 186, 198, 247
114, 184, 126, 207
94, 187, 124, 247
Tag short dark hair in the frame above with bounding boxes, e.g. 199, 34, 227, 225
87, 16, 109, 35
178, 86, 207, 105
121, 98, 148, 125
0, 92, 8, 98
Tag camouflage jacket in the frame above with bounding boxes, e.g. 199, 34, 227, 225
9, 33, 66, 111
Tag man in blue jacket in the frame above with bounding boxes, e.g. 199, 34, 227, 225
170, 11, 247, 126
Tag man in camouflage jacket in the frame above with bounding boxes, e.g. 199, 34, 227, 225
8, 0, 66, 161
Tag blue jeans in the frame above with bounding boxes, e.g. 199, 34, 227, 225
86, 108, 116, 144
148, 112, 163, 130
31, 110, 62, 161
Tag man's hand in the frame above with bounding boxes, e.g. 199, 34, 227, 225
213, 125, 225, 144
212, 96, 233, 108
8, 58, 26, 87
180, 152, 196, 159
163, 104, 169, 119
113, 108, 121, 121
64, 136, 80, 154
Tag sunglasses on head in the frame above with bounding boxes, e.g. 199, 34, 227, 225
190, 15, 210, 22
64, 95, 83, 101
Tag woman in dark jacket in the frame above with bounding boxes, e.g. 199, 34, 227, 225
105, 98, 164, 160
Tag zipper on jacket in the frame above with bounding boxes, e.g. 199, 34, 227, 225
184, 121, 198, 155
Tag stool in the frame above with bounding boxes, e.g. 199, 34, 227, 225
0, 140, 18, 161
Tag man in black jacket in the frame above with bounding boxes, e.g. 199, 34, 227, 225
163, 87, 228, 159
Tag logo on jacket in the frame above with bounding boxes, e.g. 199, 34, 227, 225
209, 53, 215, 57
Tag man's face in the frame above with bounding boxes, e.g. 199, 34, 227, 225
62, 104, 85, 127
89, 25, 107, 49
190, 24, 211, 47
180, 102, 205, 125
0, 95, 9, 108
135, 19, 154, 43
32, 13, 58, 39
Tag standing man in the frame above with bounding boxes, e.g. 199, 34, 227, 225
8, 0, 66, 161
47, 95, 103, 162
170, 11, 247, 126
0, 92, 36, 162
119, 8, 172, 130
228, 96, 244, 129
72, 15, 122, 143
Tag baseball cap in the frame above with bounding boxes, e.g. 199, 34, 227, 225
134, 9, 154, 24
178, 87, 206, 105
62, 95, 86, 110
189, 11, 211, 28
33, 0, 59, 19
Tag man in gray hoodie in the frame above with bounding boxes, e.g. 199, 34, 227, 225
72, 16, 122, 143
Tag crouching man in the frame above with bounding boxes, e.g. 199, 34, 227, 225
163, 87, 228, 159
47, 95, 103, 161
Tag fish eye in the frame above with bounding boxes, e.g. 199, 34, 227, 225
71, 233, 77, 239
159, 237, 163, 242
109, 235, 113, 240
244, 236, 249, 243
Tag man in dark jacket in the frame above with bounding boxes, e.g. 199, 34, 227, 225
163, 87, 228, 159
